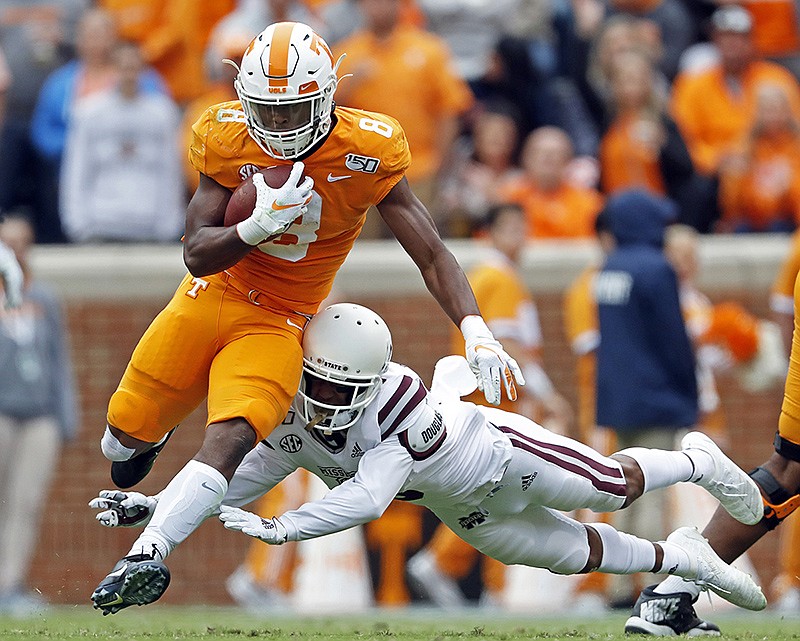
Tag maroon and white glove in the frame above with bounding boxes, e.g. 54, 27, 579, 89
219, 505, 288, 545
89, 490, 157, 528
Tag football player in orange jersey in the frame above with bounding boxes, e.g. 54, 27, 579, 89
89, 21, 523, 615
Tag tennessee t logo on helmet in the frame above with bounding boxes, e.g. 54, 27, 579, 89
227, 22, 346, 160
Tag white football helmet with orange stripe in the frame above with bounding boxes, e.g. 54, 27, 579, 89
232, 22, 343, 159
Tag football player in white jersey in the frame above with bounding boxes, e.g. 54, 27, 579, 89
91, 304, 767, 613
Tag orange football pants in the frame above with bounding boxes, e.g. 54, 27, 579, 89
107, 272, 306, 443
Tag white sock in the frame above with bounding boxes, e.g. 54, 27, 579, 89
616, 447, 696, 492
655, 541, 695, 578
591, 522, 657, 574
127, 460, 228, 561
681, 448, 716, 483
655, 574, 702, 598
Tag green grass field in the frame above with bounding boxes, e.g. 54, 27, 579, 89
0, 607, 797, 641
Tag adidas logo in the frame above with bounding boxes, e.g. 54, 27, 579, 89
640, 596, 680, 623
351, 443, 364, 458
521, 472, 537, 491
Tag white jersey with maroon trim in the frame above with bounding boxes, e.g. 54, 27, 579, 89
225, 361, 514, 541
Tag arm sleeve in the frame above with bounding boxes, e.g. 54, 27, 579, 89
770, 234, 800, 313
223, 443, 300, 508
279, 440, 414, 542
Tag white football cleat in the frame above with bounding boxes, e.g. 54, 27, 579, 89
667, 526, 766, 612
681, 431, 763, 525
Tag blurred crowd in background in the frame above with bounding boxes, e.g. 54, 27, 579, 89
2, 0, 800, 621
5, 0, 800, 242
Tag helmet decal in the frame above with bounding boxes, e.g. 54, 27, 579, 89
265, 22, 295, 88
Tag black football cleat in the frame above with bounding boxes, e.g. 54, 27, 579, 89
624, 585, 721, 636
91, 554, 170, 616
111, 428, 176, 489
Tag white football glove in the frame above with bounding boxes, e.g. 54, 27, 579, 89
461, 315, 525, 405
218, 505, 288, 545
88, 490, 157, 528
0, 241, 23, 309
236, 162, 314, 246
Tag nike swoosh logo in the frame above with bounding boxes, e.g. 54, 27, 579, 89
201, 482, 216, 492
327, 173, 352, 182
286, 318, 304, 331
104, 594, 124, 606
271, 200, 306, 211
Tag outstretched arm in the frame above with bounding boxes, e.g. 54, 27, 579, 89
377, 177, 477, 325
221, 442, 414, 544
376, 178, 524, 404
90, 442, 300, 528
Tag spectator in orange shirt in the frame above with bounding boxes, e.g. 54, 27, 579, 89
572, 11, 667, 135
670, 4, 800, 232
600, 49, 695, 220
500, 127, 604, 239
734, 0, 800, 78
718, 83, 800, 233
100, 0, 235, 104
333, 0, 474, 224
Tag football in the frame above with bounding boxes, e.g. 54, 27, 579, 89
224, 164, 296, 227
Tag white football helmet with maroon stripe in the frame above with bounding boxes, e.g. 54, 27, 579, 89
232, 22, 343, 159
296, 304, 393, 431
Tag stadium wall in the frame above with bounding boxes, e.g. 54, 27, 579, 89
28, 235, 789, 607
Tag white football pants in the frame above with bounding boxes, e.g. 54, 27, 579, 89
430, 407, 628, 575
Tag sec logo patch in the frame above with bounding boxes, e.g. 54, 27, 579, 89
279, 434, 303, 453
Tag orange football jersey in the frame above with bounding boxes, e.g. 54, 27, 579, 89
563, 266, 600, 444
670, 61, 800, 175
450, 251, 542, 412
189, 103, 411, 314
